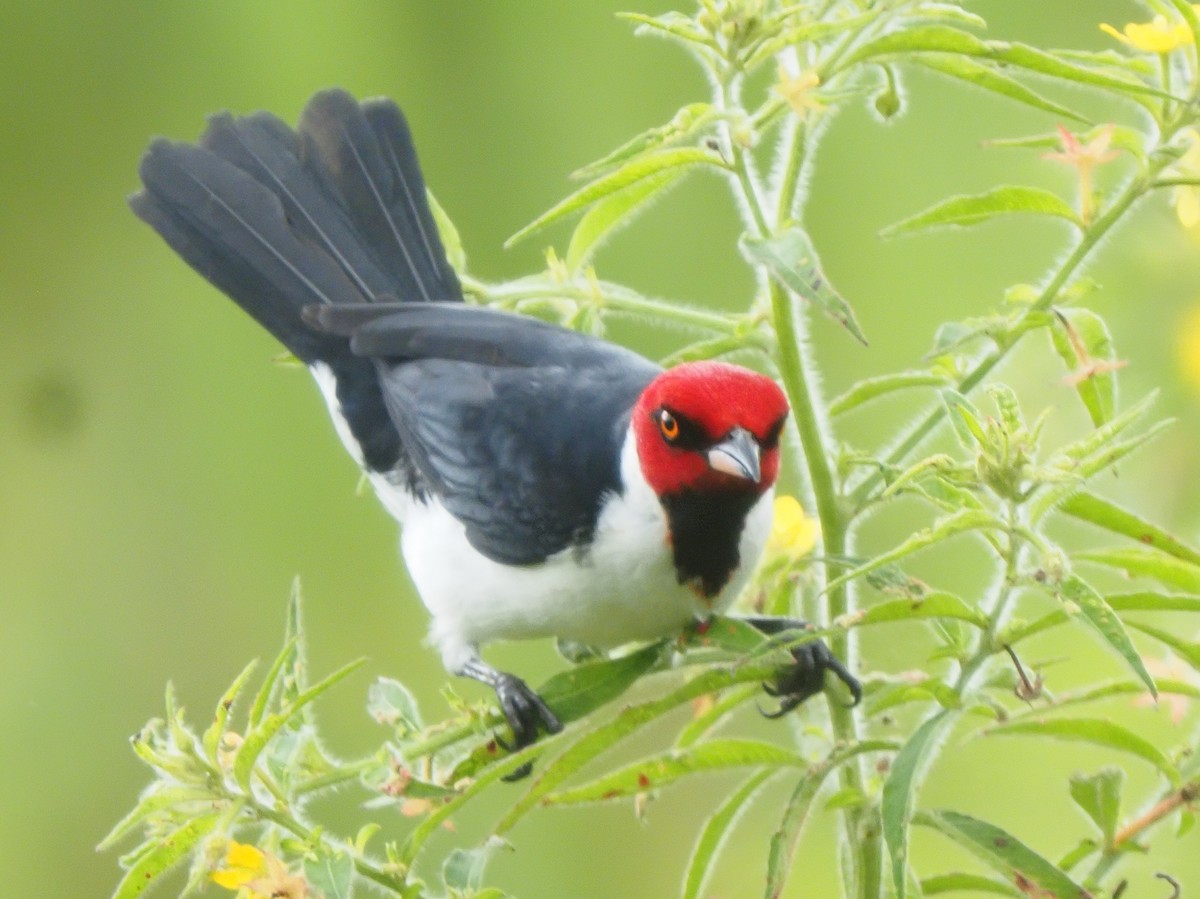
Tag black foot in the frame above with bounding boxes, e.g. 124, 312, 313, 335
741, 616, 862, 717
460, 660, 562, 781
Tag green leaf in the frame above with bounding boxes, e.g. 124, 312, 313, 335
941, 389, 987, 448
202, 658, 259, 768
1058, 838, 1101, 872
493, 662, 780, 835
233, 658, 366, 791
1055, 574, 1158, 697
247, 637, 298, 731
618, 11, 713, 49
914, 53, 1088, 123
1050, 308, 1119, 427
110, 814, 220, 899
1004, 592, 1200, 644
1077, 547, 1200, 593
537, 640, 666, 724
545, 739, 803, 806
740, 227, 868, 345
767, 742, 896, 899
882, 186, 1079, 237
868, 678, 962, 717
442, 837, 508, 892
570, 103, 713, 181
368, 677, 424, 733
506, 147, 719, 247
683, 770, 775, 899
1069, 768, 1124, 844
987, 718, 1178, 784
830, 372, 948, 416
883, 711, 956, 899
914, 809, 1094, 899
825, 509, 1000, 596
1058, 492, 1200, 567
304, 848, 354, 899
920, 872, 1021, 896
680, 615, 770, 657
840, 25, 989, 68
856, 592, 986, 628
97, 786, 214, 852
987, 41, 1169, 102
427, 189, 466, 274
566, 168, 685, 272
1125, 620, 1200, 671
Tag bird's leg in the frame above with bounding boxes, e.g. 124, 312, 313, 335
458, 658, 563, 779
740, 615, 862, 715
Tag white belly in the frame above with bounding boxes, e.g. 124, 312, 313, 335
399, 435, 774, 672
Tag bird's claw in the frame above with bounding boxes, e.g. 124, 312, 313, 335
492, 672, 562, 781
759, 637, 862, 718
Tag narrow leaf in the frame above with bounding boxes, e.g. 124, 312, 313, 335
767, 742, 896, 899
941, 389, 987, 448
202, 658, 259, 768
97, 786, 213, 852
987, 41, 1169, 101
536, 640, 666, 724
1004, 592, 1200, 645
566, 169, 684, 272
825, 509, 1000, 596
571, 103, 713, 180
882, 186, 1079, 237
1077, 547, 1200, 593
1125, 620, 1200, 671
427, 189, 466, 274
494, 663, 781, 835
233, 658, 365, 791
987, 718, 1178, 784
247, 637, 298, 730
856, 592, 986, 628
914, 808, 1094, 898
304, 848, 354, 899
1059, 492, 1200, 567
1055, 574, 1158, 697
110, 814, 220, 899
830, 372, 948, 416
1069, 768, 1124, 844
915, 53, 1088, 122
920, 872, 1021, 896
442, 838, 507, 892
683, 770, 775, 899
1050, 308, 1120, 427
882, 711, 956, 899
740, 227, 868, 345
506, 148, 719, 247
841, 24, 988, 68
545, 739, 802, 806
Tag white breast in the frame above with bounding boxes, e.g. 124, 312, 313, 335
309, 364, 773, 672
400, 429, 774, 672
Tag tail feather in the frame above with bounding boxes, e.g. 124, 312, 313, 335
132, 139, 362, 361
199, 110, 400, 304
130, 89, 461, 476
299, 90, 461, 304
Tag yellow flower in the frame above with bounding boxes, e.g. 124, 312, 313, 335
767, 495, 819, 556
211, 841, 309, 899
1100, 15, 1193, 53
775, 67, 823, 117
1177, 305, 1200, 392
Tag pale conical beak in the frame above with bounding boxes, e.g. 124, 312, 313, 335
706, 427, 761, 483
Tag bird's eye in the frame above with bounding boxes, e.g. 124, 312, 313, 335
658, 409, 680, 442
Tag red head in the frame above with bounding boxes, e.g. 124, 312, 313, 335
632, 361, 789, 498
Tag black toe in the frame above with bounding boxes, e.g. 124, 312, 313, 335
760, 635, 861, 717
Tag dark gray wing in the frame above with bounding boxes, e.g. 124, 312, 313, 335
311, 303, 662, 564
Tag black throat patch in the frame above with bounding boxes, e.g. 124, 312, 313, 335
660, 489, 761, 598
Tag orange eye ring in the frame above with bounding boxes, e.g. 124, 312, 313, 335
658, 409, 680, 442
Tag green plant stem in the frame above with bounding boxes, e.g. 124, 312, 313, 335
461, 272, 742, 334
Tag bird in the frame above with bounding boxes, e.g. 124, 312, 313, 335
131, 88, 859, 759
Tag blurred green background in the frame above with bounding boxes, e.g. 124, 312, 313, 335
2, 2, 1198, 897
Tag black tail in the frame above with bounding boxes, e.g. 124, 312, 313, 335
131, 89, 462, 471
